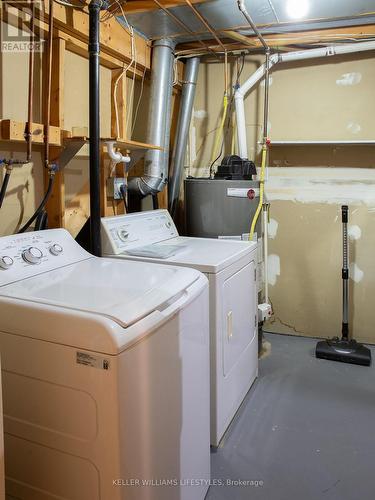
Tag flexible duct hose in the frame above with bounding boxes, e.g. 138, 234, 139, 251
18, 173, 55, 233
35, 210, 48, 230
0, 170, 11, 209
210, 94, 228, 167
249, 144, 267, 241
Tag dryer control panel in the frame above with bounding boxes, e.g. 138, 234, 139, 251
0, 229, 91, 286
101, 209, 179, 255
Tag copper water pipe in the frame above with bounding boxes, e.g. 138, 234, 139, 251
44, 0, 54, 170
26, 0, 35, 162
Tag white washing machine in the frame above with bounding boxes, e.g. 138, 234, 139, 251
0, 357, 4, 500
101, 210, 258, 446
0, 229, 210, 500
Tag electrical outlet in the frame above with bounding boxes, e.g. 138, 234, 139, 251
107, 177, 126, 200
258, 303, 272, 322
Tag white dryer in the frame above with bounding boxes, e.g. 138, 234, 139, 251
101, 210, 258, 446
0, 229, 210, 500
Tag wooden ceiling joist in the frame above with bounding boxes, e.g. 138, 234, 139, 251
1, 1, 151, 71
122, 0, 211, 14
177, 24, 375, 53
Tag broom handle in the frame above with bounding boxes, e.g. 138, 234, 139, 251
342, 205, 349, 340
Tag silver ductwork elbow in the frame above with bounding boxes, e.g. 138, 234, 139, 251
128, 38, 176, 197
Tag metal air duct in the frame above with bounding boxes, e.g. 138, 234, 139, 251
129, 38, 176, 197
168, 57, 200, 218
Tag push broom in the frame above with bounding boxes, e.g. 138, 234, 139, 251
315, 205, 371, 366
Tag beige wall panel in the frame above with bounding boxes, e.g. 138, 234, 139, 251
0, 22, 43, 234
193, 52, 375, 344
265, 201, 375, 344
0, 145, 44, 235
64, 50, 112, 137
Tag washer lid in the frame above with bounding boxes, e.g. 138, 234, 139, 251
0, 258, 201, 328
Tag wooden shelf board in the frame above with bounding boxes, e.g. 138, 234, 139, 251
64, 136, 162, 151
102, 138, 163, 151
270, 140, 375, 146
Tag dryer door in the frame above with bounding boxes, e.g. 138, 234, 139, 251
222, 261, 256, 376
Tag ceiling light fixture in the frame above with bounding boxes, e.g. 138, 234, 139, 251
286, 0, 309, 19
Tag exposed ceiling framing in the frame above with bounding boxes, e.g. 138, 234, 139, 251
119, 0, 375, 53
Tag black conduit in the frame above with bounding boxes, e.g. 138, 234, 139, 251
18, 174, 55, 233
0, 170, 11, 209
152, 194, 159, 210
35, 210, 48, 230
88, 0, 102, 256
119, 184, 128, 214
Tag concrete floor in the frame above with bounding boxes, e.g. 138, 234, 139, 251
206, 333, 375, 500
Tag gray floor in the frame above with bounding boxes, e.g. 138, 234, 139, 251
206, 333, 375, 500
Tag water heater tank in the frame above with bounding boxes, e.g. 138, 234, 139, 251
184, 178, 261, 239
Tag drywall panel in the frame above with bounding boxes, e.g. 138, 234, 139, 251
266, 167, 375, 205
269, 52, 375, 142
193, 52, 375, 171
193, 52, 375, 344
264, 199, 375, 344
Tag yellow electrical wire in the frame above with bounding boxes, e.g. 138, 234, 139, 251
210, 93, 228, 166
249, 144, 267, 241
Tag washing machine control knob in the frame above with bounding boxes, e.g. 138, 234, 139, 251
117, 228, 129, 242
49, 244, 63, 256
0, 256, 13, 270
22, 247, 43, 264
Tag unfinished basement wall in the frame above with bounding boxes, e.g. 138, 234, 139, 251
192, 51, 375, 344
0, 25, 112, 236
0, 23, 146, 236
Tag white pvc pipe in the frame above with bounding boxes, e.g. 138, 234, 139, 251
236, 55, 278, 99
234, 94, 247, 159
105, 141, 131, 165
235, 40, 375, 159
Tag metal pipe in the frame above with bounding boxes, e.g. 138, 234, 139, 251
128, 38, 176, 196
152, 0, 217, 57
44, 0, 54, 169
262, 203, 270, 304
263, 50, 270, 141
26, 0, 35, 163
168, 57, 200, 217
184, 0, 226, 52
89, 0, 102, 255
237, 0, 269, 52
342, 205, 349, 338
235, 39, 375, 158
